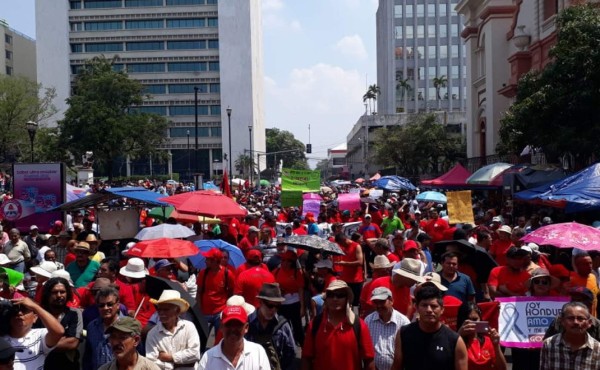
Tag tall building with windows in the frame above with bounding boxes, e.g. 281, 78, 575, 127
376, 0, 466, 115
0, 21, 36, 80
35, 0, 264, 178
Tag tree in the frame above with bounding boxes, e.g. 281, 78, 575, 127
432, 75, 448, 103
235, 154, 255, 177
0, 75, 56, 163
265, 128, 308, 170
315, 158, 330, 179
396, 78, 412, 99
58, 56, 168, 180
362, 84, 381, 114
372, 114, 465, 177
498, 4, 600, 165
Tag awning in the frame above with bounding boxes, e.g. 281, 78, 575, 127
51, 187, 169, 211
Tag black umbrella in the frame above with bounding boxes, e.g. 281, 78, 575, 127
434, 239, 497, 282
145, 275, 210, 351
284, 235, 345, 256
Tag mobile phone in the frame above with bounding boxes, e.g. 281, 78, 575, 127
474, 321, 489, 333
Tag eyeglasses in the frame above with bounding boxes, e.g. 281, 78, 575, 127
264, 302, 281, 309
326, 291, 348, 299
533, 279, 550, 286
97, 301, 117, 308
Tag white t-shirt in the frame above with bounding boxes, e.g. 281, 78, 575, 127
199, 339, 270, 370
4, 328, 54, 370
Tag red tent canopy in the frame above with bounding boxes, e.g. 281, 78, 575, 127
421, 164, 471, 187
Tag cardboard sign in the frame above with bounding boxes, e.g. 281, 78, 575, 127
446, 190, 474, 224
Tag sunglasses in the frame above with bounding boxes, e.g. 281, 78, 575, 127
264, 302, 281, 309
11, 305, 32, 315
533, 279, 550, 286
326, 291, 348, 299
97, 301, 117, 308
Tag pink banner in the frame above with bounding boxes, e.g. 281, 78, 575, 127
338, 193, 360, 211
302, 193, 322, 200
302, 199, 321, 217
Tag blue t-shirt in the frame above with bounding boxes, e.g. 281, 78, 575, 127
441, 272, 475, 302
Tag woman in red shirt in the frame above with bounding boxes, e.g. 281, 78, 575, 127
457, 302, 507, 370
273, 250, 305, 345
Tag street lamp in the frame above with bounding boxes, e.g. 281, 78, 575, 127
248, 125, 253, 187
26, 120, 38, 162
186, 130, 191, 180
194, 86, 199, 174
226, 106, 232, 176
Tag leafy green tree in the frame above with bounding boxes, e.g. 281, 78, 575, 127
58, 56, 168, 180
498, 4, 600, 164
372, 114, 465, 177
0, 75, 56, 163
265, 128, 308, 170
362, 84, 381, 114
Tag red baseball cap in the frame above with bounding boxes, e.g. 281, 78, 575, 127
221, 305, 248, 324
403, 240, 418, 251
246, 249, 262, 261
201, 248, 223, 260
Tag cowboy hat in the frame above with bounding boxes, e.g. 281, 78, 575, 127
150, 289, 190, 312
256, 283, 286, 303
369, 255, 394, 269
419, 272, 448, 291
392, 258, 425, 283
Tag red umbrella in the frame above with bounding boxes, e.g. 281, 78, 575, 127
127, 238, 199, 258
159, 191, 247, 218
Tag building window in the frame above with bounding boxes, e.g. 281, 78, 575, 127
208, 40, 219, 49
427, 25, 436, 38
394, 5, 403, 18
439, 3, 447, 16
167, 62, 207, 72
132, 106, 167, 115
4, 35, 12, 45
451, 45, 459, 58
427, 46, 436, 59
211, 127, 221, 137
170, 105, 209, 116
5, 50, 11, 60
210, 105, 221, 115
5, 66, 12, 75
166, 18, 205, 28
206, 0, 217, 4
427, 4, 436, 17
127, 63, 165, 73
125, 0, 163, 6
417, 25, 424, 38
416, 4, 424, 17
209, 83, 220, 93
544, 0, 558, 20
167, 40, 206, 50
451, 66, 459, 78
126, 41, 164, 51
71, 44, 83, 53
418, 67, 425, 80
405, 5, 413, 18
169, 84, 208, 93
84, 0, 122, 9
113, 64, 125, 72
70, 22, 84, 31
405, 25, 413, 38
85, 21, 123, 31
395, 26, 403, 39
85, 42, 123, 52
451, 24, 459, 37
439, 24, 447, 37
70, 1, 82, 9
125, 20, 163, 29
428, 66, 437, 77
439, 45, 448, 58
417, 46, 425, 59
208, 61, 219, 71
144, 85, 166, 94
207, 18, 218, 27
170, 127, 209, 137
166, 0, 204, 4
71, 65, 84, 74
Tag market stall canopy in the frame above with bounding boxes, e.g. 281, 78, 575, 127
373, 176, 416, 191
465, 163, 512, 185
488, 164, 567, 190
420, 163, 471, 188
51, 187, 169, 211
514, 162, 600, 213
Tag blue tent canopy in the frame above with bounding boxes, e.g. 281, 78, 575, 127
51, 187, 169, 211
514, 163, 600, 213
373, 176, 416, 191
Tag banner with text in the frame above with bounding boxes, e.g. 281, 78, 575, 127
281, 169, 321, 192
497, 296, 569, 348
446, 190, 474, 225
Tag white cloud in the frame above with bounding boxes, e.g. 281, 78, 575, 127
264, 64, 367, 164
334, 35, 368, 60
262, 0, 284, 11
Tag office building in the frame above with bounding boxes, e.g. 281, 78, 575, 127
0, 20, 36, 80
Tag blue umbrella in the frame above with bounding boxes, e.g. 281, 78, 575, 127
189, 239, 245, 270
416, 191, 447, 204
374, 176, 416, 191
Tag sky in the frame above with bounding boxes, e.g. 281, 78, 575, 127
2, 0, 378, 168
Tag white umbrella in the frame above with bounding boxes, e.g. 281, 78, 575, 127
134, 223, 195, 240
466, 163, 513, 185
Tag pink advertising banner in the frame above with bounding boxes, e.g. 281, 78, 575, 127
5, 163, 65, 233
338, 193, 360, 211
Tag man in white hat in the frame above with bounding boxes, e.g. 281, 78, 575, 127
360, 255, 394, 318
145, 290, 200, 370
118, 258, 154, 327
365, 287, 410, 370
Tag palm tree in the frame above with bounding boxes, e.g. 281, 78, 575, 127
396, 78, 413, 99
432, 75, 448, 108
362, 84, 381, 114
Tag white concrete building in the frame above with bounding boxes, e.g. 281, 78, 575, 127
35, 0, 264, 179
0, 21, 36, 80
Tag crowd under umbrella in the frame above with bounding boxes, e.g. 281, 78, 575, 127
159, 190, 247, 219
284, 234, 346, 256
189, 239, 245, 270
134, 223, 195, 240
416, 191, 447, 204
521, 222, 600, 251
434, 238, 498, 282
126, 238, 199, 259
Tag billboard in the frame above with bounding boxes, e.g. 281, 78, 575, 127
5, 163, 66, 233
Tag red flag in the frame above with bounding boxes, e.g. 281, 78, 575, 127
221, 170, 232, 198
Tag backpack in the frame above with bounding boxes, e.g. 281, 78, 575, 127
253, 317, 289, 370
311, 312, 363, 359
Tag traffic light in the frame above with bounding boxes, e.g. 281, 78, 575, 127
306, 144, 312, 153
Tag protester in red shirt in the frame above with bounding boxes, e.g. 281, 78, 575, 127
118, 258, 155, 327
489, 225, 513, 266
358, 214, 382, 240
360, 255, 394, 318
96, 258, 136, 315
487, 247, 531, 299
334, 233, 365, 308
423, 208, 449, 243
237, 226, 260, 257
234, 257, 276, 308
196, 248, 235, 337
273, 250, 305, 345
302, 280, 375, 370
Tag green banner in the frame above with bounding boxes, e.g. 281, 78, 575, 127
280, 190, 303, 207
281, 169, 321, 191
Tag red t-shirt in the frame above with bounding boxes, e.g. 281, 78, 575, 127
467, 336, 497, 370
273, 267, 305, 296
339, 241, 364, 284
235, 262, 268, 277
386, 253, 400, 263
358, 223, 382, 240
238, 236, 258, 256
423, 218, 449, 243
130, 282, 155, 327
367, 276, 412, 316
293, 226, 307, 235
197, 266, 235, 315
487, 266, 530, 296
302, 315, 375, 370
489, 239, 513, 266
234, 267, 276, 307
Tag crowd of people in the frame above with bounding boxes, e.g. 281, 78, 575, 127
0, 179, 599, 370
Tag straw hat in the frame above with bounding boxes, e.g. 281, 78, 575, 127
369, 255, 394, 269
150, 289, 190, 312
419, 272, 448, 291
392, 258, 425, 283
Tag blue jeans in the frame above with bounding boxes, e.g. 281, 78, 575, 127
204, 312, 221, 337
